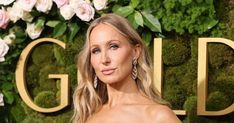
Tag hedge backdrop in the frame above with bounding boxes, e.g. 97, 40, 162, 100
0, 0, 234, 122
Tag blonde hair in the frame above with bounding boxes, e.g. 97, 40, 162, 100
71, 13, 167, 123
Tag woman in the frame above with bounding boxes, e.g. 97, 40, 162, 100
72, 14, 181, 123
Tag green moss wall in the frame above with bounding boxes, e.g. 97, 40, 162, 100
161, 1, 234, 122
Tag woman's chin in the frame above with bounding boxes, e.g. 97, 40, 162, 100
100, 77, 120, 85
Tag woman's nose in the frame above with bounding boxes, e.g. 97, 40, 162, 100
101, 51, 111, 65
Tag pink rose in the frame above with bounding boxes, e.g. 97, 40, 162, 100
18, 0, 37, 12
53, 0, 69, 8
0, 9, 10, 29
73, 1, 95, 22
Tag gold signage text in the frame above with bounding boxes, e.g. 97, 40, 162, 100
15, 38, 69, 113
16, 38, 234, 115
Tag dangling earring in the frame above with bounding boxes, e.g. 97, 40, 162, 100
94, 75, 98, 88
132, 58, 138, 80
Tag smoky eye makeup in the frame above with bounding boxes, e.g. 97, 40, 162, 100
91, 47, 100, 54
109, 43, 119, 50
90, 40, 122, 54
109, 40, 121, 47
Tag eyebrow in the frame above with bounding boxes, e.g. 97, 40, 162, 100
90, 40, 120, 48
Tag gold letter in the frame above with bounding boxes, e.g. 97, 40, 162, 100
154, 38, 186, 115
15, 38, 69, 113
198, 38, 234, 115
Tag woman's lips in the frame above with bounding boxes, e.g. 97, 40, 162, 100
101, 68, 116, 75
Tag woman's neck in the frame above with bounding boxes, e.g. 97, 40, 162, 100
105, 76, 142, 108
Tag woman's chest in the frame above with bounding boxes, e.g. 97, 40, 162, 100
87, 105, 152, 123
92, 114, 147, 123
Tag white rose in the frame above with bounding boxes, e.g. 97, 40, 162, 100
0, 40, 9, 62
0, 0, 15, 6
7, 7, 20, 23
93, 0, 107, 10
21, 11, 33, 22
53, 0, 69, 8
7, 1, 33, 23
6, 1, 24, 23
18, 0, 37, 12
60, 4, 75, 20
69, 0, 82, 9
36, 0, 53, 13
26, 23, 43, 39
73, 1, 95, 22
3, 33, 15, 45
0, 93, 4, 106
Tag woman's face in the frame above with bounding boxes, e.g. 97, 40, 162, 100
89, 23, 138, 84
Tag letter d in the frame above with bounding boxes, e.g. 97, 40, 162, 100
198, 38, 234, 116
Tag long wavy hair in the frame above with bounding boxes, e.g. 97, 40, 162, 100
71, 13, 168, 123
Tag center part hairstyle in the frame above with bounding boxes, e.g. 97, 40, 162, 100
71, 13, 168, 123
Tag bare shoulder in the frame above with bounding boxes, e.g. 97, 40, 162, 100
85, 115, 97, 123
146, 104, 181, 123
85, 112, 102, 123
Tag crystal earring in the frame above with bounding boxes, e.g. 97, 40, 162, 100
94, 75, 98, 88
132, 58, 138, 80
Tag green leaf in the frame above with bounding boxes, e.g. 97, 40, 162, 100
157, 33, 165, 38
1, 82, 13, 91
15, 30, 26, 38
35, 17, 45, 29
15, 29, 27, 44
3, 91, 14, 104
207, 20, 218, 30
142, 31, 152, 46
15, 37, 26, 44
134, 11, 144, 27
53, 22, 67, 38
142, 11, 162, 32
130, 0, 140, 8
112, 4, 121, 12
68, 23, 80, 42
127, 13, 139, 29
114, 6, 134, 17
46, 20, 60, 28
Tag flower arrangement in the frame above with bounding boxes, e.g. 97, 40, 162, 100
0, 0, 105, 41
0, 0, 164, 63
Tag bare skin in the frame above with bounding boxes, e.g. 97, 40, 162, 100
88, 23, 181, 123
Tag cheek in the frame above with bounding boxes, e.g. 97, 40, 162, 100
90, 56, 98, 70
113, 50, 133, 72
122, 57, 133, 71
117, 57, 133, 80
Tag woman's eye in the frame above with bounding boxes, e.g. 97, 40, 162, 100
91, 48, 100, 54
110, 44, 119, 50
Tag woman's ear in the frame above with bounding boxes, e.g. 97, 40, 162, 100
133, 44, 141, 59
